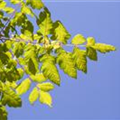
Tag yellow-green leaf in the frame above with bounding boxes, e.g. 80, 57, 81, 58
37, 82, 54, 92
16, 78, 31, 95
41, 54, 60, 86
21, 5, 34, 17
57, 49, 77, 78
39, 90, 52, 107
10, 0, 22, 4
87, 37, 96, 46
37, 7, 53, 36
27, 0, 44, 10
3, 7, 14, 14
0, 1, 6, 9
30, 73, 47, 83
51, 20, 71, 44
92, 43, 116, 53
71, 34, 86, 45
29, 87, 39, 104
72, 47, 87, 73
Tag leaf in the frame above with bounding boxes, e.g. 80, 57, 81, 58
87, 47, 97, 61
2, 86, 22, 107
0, 1, 6, 9
21, 20, 34, 39
51, 20, 71, 44
37, 82, 54, 92
30, 73, 47, 83
37, 7, 53, 36
39, 90, 52, 107
3, 7, 14, 14
72, 47, 87, 73
16, 78, 31, 95
40, 54, 60, 86
13, 42, 25, 57
86, 37, 96, 46
28, 57, 38, 75
10, 0, 22, 4
56, 49, 77, 78
29, 87, 39, 105
71, 34, 86, 45
21, 5, 34, 17
0, 106, 7, 120
0, 51, 9, 65
92, 43, 116, 53
27, 0, 44, 10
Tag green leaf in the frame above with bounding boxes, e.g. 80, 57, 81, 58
27, 0, 44, 10
0, 106, 7, 120
0, 51, 9, 65
13, 42, 25, 57
87, 47, 97, 61
72, 47, 87, 73
29, 87, 39, 105
28, 57, 38, 75
16, 78, 31, 95
21, 20, 34, 39
2, 86, 22, 107
37, 7, 53, 36
71, 34, 86, 45
37, 82, 54, 92
30, 73, 47, 83
92, 43, 116, 53
57, 49, 77, 78
51, 20, 71, 44
40, 54, 60, 86
39, 90, 52, 107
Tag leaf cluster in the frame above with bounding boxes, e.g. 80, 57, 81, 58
0, 0, 116, 120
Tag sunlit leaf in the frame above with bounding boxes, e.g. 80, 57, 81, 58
72, 47, 87, 73
51, 20, 71, 44
56, 48, 77, 78
37, 82, 54, 92
29, 87, 39, 105
39, 90, 52, 107
92, 43, 116, 53
72, 34, 86, 45
16, 78, 31, 95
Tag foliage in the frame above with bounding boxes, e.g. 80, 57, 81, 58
0, 0, 116, 119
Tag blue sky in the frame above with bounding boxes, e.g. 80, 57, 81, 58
8, 1, 120, 119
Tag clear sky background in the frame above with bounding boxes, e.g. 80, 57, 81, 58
8, 1, 120, 119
